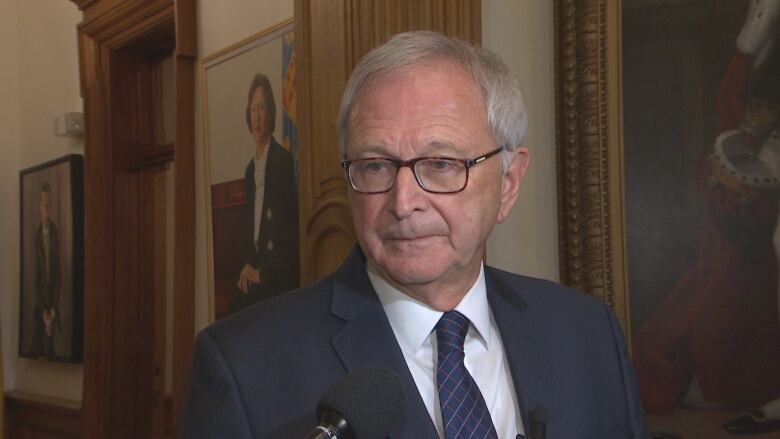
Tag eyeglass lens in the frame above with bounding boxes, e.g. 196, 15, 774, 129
349, 158, 467, 193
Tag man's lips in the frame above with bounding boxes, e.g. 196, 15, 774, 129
383, 233, 441, 242
379, 222, 447, 242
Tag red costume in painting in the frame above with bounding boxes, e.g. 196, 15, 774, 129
634, 52, 780, 413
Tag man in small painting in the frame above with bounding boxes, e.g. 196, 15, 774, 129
30, 181, 60, 358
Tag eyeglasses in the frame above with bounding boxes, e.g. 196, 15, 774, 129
341, 147, 503, 194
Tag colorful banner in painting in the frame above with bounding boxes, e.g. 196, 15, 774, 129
282, 30, 298, 182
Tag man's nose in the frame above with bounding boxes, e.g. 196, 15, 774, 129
389, 167, 425, 218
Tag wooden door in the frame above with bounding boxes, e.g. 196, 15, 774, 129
72, 1, 195, 437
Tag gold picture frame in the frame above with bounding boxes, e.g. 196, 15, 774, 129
554, 0, 628, 328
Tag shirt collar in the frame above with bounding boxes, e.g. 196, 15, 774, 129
368, 262, 492, 353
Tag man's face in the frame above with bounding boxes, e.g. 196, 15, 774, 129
248, 87, 271, 145
346, 61, 528, 307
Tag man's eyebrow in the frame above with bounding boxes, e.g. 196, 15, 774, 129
424, 141, 461, 155
351, 144, 393, 157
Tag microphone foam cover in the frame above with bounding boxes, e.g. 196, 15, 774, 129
317, 367, 405, 439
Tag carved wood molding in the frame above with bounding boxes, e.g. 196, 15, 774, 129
74, 0, 196, 436
69, 0, 96, 11
554, 0, 616, 306
77, 0, 173, 44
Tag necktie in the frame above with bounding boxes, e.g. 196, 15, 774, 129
436, 310, 498, 439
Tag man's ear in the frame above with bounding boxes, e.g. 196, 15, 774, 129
497, 147, 530, 224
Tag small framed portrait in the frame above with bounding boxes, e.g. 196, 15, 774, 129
18, 154, 84, 362
201, 19, 299, 321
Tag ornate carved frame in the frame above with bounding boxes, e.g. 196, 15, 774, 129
554, 0, 631, 332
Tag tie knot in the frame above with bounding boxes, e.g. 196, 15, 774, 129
436, 310, 470, 353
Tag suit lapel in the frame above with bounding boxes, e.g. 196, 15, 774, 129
328, 249, 439, 438
486, 268, 556, 435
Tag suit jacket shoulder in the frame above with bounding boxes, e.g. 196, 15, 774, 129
183, 276, 344, 438
484, 266, 650, 438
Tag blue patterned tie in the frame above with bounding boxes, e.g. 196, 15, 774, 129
436, 311, 498, 439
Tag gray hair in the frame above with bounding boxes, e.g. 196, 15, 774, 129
337, 31, 528, 173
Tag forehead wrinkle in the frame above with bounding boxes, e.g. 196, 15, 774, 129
351, 134, 467, 158
352, 116, 478, 147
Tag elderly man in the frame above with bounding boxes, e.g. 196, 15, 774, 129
181, 31, 649, 438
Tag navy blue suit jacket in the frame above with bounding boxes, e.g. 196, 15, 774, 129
181, 249, 649, 438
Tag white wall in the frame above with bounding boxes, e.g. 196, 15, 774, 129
0, 0, 84, 401
198, 1, 294, 57
484, 0, 559, 281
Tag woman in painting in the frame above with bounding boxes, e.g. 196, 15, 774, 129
229, 73, 299, 314
633, 0, 780, 433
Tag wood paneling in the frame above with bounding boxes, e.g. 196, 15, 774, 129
4, 391, 174, 439
294, 0, 481, 284
72, 0, 196, 437
4, 391, 81, 439
171, 0, 197, 422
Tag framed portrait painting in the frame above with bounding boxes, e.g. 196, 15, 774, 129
556, 0, 780, 436
18, 154, 84, 362
201, 19, 299, 322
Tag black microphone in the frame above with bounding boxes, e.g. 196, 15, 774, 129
528, 406, 548, 439
304, 367, 406, 439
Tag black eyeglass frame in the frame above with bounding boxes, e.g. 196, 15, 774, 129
340, 146, 504, 194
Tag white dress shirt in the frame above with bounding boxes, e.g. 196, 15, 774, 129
368, 263, 524, 439
252, 139, 270, 250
